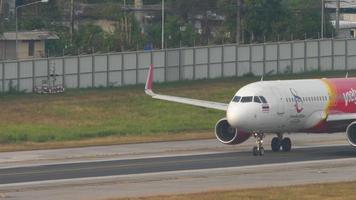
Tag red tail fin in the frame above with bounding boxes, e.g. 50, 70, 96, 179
145, 64, 154, 94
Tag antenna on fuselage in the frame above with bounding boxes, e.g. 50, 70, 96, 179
346, 72, 349, 78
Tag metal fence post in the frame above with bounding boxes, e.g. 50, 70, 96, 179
32, 59, 35, 92
193, 47, 196, 80
121, 53, 125, 86
47, 58, 50, 79
62, 57, 66, 88
150, 50, 155, 81
207, 46, 210, 78
249, 44, 252, 73
345, 39, 349, 71
178, 48, 182, 80
263, 42, 266, 75
331, 38, 335, 71
235, 44, 239, 76
17, 60, 20, 91
164, 49, 167, 82
221, 45, 224, 77
92, 55, 95, 88
77, 55, 81, 88
318, 39, 321, 71
136, 51, 139, 84
291, 42, 294, 73
106, 54, 110, 87
277, 42, 280, 74
304, 39, 307, 72
2, 62, 4, 92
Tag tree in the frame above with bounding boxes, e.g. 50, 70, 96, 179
286, 0, 334, 39
243, 0, 289, 42
114, 13, 146, 51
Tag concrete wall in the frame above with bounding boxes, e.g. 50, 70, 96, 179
1, 38, 356, 93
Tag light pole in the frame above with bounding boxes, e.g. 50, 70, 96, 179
161, 0, 164, 49
321, 0, 324, 38
335, 0, 340, 37
15, 0, 48, 59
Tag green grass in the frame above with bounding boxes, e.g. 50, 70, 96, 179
115, 181, 356, 200
0, 70, 354, 145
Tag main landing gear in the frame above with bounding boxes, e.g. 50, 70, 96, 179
271, 133, 292, 152
252, 132, 265, 156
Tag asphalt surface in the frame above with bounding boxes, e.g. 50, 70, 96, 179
1, 145, 356, 185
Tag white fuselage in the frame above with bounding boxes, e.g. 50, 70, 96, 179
227, 79, 330, 133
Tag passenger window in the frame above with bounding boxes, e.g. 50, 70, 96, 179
241, 96, 253, 103
232, 96, 241, 102
259, 96, 267, 103
254, 96, 261, 103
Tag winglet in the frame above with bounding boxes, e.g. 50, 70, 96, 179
346, 72, 349, 78
145, 64, 155, 96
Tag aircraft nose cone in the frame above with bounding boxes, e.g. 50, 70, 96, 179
227, 104, 240, 127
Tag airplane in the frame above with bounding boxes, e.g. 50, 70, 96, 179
145, 64, 356, 156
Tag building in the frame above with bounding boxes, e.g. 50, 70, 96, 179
0, 31, 59, 60
331, 20, 356, 38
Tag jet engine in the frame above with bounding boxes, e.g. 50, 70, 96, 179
215, 118, 251, 145
346, 122, 356, 146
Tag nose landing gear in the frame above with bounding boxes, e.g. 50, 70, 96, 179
271, 133, 292, 152
252, 132, 265, 156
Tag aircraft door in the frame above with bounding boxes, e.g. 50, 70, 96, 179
272, 87, 285, 115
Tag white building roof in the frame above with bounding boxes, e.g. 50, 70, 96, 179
326, 0, 356, 9
331, 20, 356, 28
0, 31, 59, 41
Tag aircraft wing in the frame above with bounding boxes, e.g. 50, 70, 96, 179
326, 113, 356, 122
145, 64, 228, 111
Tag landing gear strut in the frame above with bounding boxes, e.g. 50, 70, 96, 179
252, 132, 265, 156
271, 133, 292, 152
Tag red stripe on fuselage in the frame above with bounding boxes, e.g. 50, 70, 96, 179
307, 78, 356, 133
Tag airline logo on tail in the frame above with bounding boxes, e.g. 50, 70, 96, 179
290, 88, 303, 113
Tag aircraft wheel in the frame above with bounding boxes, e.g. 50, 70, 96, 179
281, 137, 292, 152
271, 137, 281, 152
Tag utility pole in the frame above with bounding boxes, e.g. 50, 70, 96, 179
0, 0, 3, 15
161, 0, 165, 49
236, 0, 241, 44
70, 0, 74, 45
335, 0, 340, 38
321, 0, 324, 38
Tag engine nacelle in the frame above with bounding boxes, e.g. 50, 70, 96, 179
215, 118, 251, 145
346, 122, 356, 146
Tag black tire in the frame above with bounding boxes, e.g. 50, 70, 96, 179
253, 146, 259, 156
271, 137, 281, 152
281, 137, 292, 152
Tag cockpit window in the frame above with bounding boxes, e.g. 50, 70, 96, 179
253, 96, 261, 103
232, 96, 241, 102
241, 96, 253, 103
259, 96, 267, 103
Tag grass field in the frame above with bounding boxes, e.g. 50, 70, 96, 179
0, 70, 355, 148
115, 181, 356, 200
